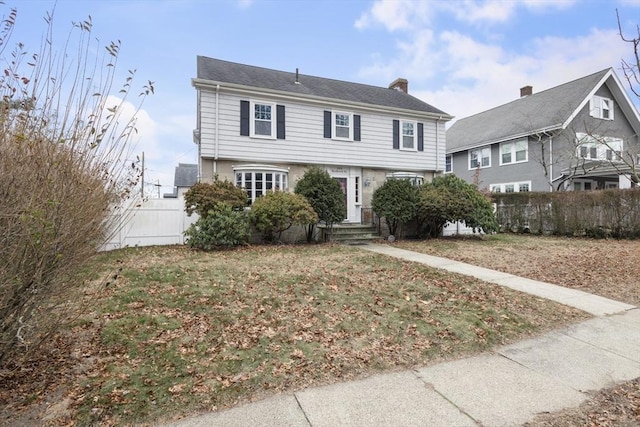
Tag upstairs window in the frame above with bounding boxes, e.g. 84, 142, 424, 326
469, 146, 491, 169
253, 103, 273, 136
324, 111, 360, 141
401, 121, 416, 150
240, 101, 285, 139
500, 139, 528, 165
590, 95, 614, 120
334, 112, 352, 139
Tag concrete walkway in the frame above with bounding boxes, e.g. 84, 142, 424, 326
163, 244, 639, 427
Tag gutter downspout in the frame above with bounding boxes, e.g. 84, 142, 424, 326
214, 84, 220, 176
435, 116, 441, 174
549, 135, 553, 191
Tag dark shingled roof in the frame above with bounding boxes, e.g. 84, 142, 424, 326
196, 56, 450, 116
174, 163, 197, 188
447, 69, 611, 152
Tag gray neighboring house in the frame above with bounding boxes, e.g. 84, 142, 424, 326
192, 56, 452, 223
163, 163, 198, 198
446, 68, 640, 192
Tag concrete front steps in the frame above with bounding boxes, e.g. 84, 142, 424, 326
318, 224, 381, 244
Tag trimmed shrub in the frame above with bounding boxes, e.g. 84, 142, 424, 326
185, 203, 250, 250
294, 166, 346, 242
184, 181, 247, 218
417, 174, 498, 238
371, 179, 419, 237
250, 191, 318, 242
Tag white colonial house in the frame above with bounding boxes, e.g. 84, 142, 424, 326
192, 56, 452, 224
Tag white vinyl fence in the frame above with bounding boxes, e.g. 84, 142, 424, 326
102, 198, 198, 251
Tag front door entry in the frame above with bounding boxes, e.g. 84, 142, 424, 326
328, 166, 361, 223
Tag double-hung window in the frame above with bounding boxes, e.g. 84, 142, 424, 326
500, 139, 528, 165
590, 95, 614, 120
469, 146, 491, 169
401, 121, 416, 150
324, 111, 360, 141
252, 101, 275, 137
334, 112, 352, 139
445, 155, 452, 173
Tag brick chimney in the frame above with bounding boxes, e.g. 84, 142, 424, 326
520, 85, 532, 97
389, 78, 408, 93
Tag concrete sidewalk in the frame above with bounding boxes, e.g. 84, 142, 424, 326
163, 244, 639, 427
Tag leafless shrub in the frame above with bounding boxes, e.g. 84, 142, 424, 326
0, 6, 153, 364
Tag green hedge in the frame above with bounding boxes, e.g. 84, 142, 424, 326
493, 189, 640, 238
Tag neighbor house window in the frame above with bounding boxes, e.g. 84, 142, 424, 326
590, 95, 614, 120
251, 101, 276, 138
401, 121, 416, 150
490, 181, 531, 193
469, 146, 491, 169
445, 154, 452, 173
234, 165, 288, 205
500, 139, 528, 165
576, 133, 622, 161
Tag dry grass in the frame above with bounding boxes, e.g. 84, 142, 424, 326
394, 234, 640, 306
0, 242, 588, 426
394, 233, 640, 426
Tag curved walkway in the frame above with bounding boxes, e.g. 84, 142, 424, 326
163, 244, 639, 427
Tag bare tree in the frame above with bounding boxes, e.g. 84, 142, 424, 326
0, 6, 153, 364
617, 9, 640, 100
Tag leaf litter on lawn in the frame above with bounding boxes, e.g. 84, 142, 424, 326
1, 243, 589, 426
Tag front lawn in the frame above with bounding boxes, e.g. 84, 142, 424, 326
1, 243, 588, 426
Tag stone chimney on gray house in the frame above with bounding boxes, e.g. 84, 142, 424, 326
389, 78, 409, 93
520, 85, 533, 97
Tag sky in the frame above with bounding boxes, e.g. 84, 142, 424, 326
6, 0, 640, 196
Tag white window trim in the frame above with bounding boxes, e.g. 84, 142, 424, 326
590, 95, 614, 121
469, 146, 491, 170
499, 139, 528, 166
386, 171, 424, 186
445, 154, 452, 173
399, 120, 417, 152
576, 133, 623, 162
332, 111, 353, 141
490, 181, 531, 193
250, 100, 276, 139
233, 164, 289, 204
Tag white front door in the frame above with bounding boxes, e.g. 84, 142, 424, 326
328, 166, 362, 223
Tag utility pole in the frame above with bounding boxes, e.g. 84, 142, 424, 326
155, 180, 161, 198
141, 151, 145, 198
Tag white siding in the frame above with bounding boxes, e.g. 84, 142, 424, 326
199, 90, 443, 171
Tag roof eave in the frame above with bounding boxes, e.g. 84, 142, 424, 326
446, 124, 564, 154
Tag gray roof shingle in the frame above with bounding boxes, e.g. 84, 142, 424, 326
447, 69, 611, 152
196, 56, 450, 116
174, 163, 198, 188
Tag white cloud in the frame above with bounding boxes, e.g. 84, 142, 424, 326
237, 0, 253, 10
355, 0, 433, 31
418, 28, 630, 123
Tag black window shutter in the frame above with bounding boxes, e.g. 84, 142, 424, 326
354, 114, 361, 141
324, 110, 332, 138
240, 100, 250, 136
392, 119, 399, 149
277, 105, 285, 139
417, 122, 424, 151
